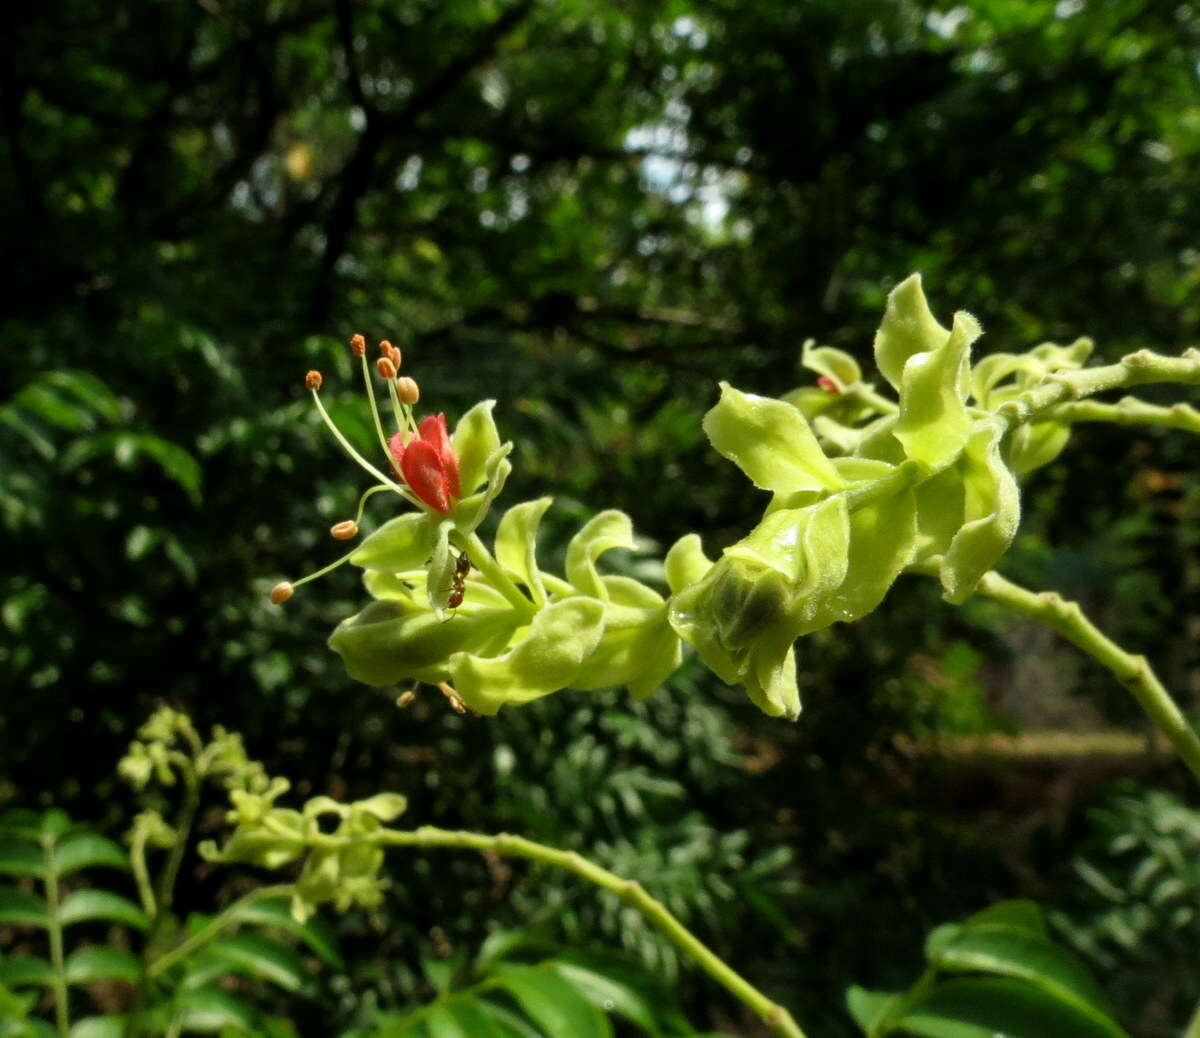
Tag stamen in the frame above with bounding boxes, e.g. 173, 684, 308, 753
379, 339, 402, 368
291, 545, 362, 589
349, 334, 366, 357
305, 370, 323, 390
309, 386, 407, 492
396, 690, 416, 709
396, 377, 420, 405
377, 356, 398, 380
269, 581, 294, 604
353, 483, 393, 523
437, 682, 468, 715
330, 520, 359, 540
358, 351, 392, 461
386, 377, 419, 435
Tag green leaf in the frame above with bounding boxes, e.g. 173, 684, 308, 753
565, 511, 636, 601
938, 421, 1019, 604
64, 947, 141, 985
448, 597, 607, 714
495, 497, 553, 605
52, 834, 128, 876
452, 400, 502, 496
845, 985, 903, 1035
478, 1001, 543, 1038
61, 432, 202, 505
203, 932, 309, 992
0, 888, 48, 927
873, 273, 949, 390
893, 310, 980, 471
351, 513, 440, 571
664, 533, 712, 595
0, 957, 53, 988
231, 897, 343, 968
549, 957, 662, 1035
59, 890, 149, 930
490, 963, 613, 1038
703, 382, 843, 495
928, 926, 1117, 1030
176, 985, 257, 1030
442, 998, 504, 1038
962, 900, 1049, 937
0, 842, 44, 879
422, 955, 457, 994
424, 1004, 471, 1038
894, 976, 1130, 1038
67, 1018, 126, 1038
0, 811, 42, 842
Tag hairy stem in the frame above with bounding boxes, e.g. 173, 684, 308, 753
847, 383, 899, 416
377, 827, 808, 1038
972, 571, 1200, 785
1000, 348, 1200, 428
129, 825, 156, 918
41, 837, 70, 1038
1043, 396, 1200, 435
461, 530, 536, 617
146, 884, 296, 979
126, 775, 203, 1038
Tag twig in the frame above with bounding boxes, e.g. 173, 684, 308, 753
970, 571, 1200, 785
377, 827, 808, 1038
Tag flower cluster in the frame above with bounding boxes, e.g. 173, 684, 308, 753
269, 279, 1133, 721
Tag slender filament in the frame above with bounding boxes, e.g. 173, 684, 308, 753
310, 389, 405, 493
359, 353, 392, 459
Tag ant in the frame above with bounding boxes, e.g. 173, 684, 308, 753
445, 550, 470, 611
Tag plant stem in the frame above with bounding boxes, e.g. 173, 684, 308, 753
129, 825, 156, 918
377, 827, 808, 1038
462, 530, 535, 617
848, 383, 899, 415
146, 884, 296, 979
41, 836, 70, 1038
971, 571, 1200, 785
1043, 397, 1200, 435
999, 348, 1200, 428
155, 776, 200, 920
126, 774, 203, 1038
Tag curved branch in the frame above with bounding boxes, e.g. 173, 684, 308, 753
377, 826, 809, 1038
970, 570, 1200, 785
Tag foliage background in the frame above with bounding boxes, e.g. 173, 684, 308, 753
3, 0, 1200, 1034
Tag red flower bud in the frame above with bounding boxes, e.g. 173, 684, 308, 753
389, 413, 461, 514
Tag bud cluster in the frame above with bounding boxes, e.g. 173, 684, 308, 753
201, 778, 408, 922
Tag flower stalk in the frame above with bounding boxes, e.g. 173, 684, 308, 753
968, 569, 1200, 785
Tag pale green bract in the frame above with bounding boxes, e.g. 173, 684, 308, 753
321, 273, 1123, 721
668, 273, 1096, 717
